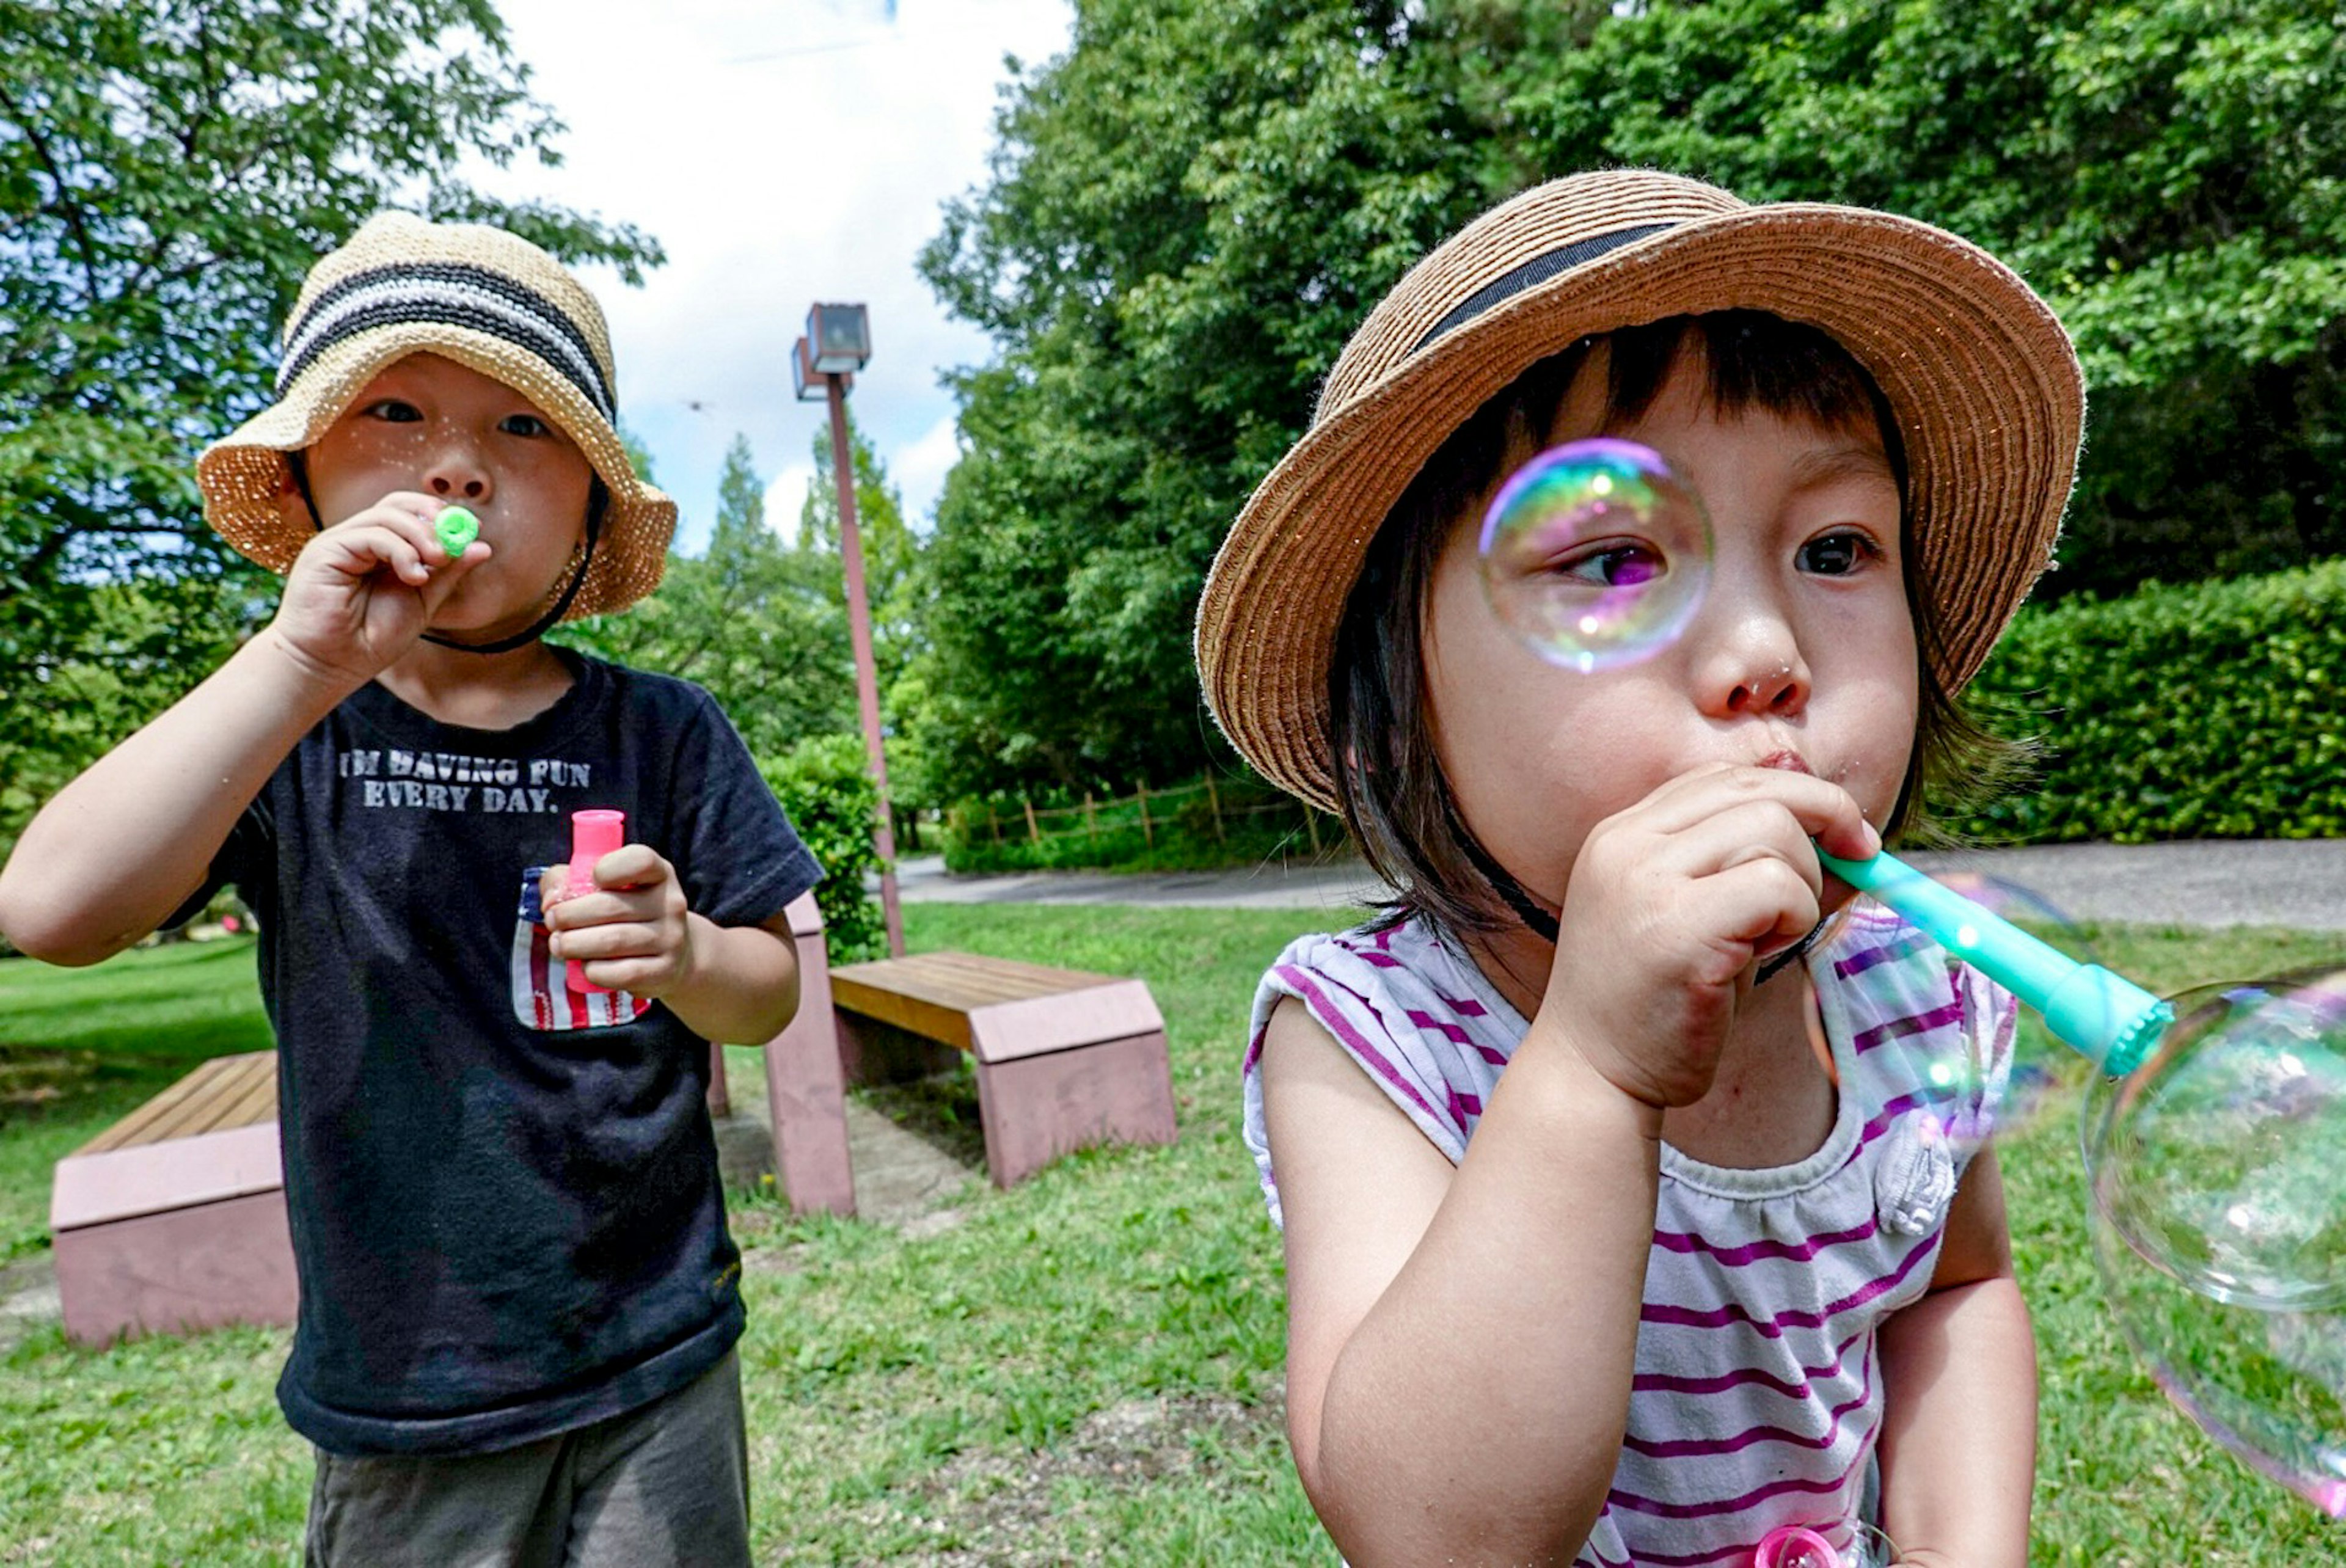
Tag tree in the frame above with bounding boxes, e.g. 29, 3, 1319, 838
563, 434, 852, 761
916, 0, 1532, 796
919, 0, 2346, 798
0, 0, 661, 847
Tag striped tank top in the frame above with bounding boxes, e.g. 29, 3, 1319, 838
1241, 902, 2014, 1568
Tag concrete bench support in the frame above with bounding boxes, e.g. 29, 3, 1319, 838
760, 892, 856, 1216
829, 951, 1177, 1188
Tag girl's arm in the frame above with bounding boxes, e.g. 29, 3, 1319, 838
1263, 994, 1661, 1566
1875, 1147, 2037, 1567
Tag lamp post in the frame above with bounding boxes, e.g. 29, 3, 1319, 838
794, 303, 904, 958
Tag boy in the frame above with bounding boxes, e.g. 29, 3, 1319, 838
0, 213, 819, 1566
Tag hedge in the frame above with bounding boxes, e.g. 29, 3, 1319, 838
1950, 560, 2346, 844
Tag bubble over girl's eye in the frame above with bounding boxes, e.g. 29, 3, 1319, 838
1478, 439, 1714, 673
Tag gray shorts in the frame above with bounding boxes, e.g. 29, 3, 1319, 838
304, 1350, 749, 1568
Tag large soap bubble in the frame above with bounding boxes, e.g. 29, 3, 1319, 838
2086, 973, 2346, 1519
2088, 969, 2346, 1313
1477, 438, 1713, 673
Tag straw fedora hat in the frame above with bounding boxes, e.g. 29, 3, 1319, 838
197, 211, 674, 623
1195, 169, 2085, 812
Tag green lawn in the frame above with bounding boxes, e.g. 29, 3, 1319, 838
2, 909, 2345, 1564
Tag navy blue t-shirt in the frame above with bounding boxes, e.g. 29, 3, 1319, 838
188, 649, 820, 1455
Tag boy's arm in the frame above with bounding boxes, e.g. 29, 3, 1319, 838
1876, 1147, 2037, 1568
0, 495, 481, 966
1265, 995, 1660, 1567
0, 628, 363, 965
543, 848, 803, 1045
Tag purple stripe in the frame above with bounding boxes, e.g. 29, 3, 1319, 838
1623, 1359, 1876, 1460
1642, 1245, 1934, 1336
1274, 965, 1449, 1132
1241, 1019, 1267, 1076
1447, 1088, 1483, 1124
1407, 1007, 1477, 1046
1634, 1329, 1866, 1398
1833, 930, 1925, 979
1652, 1217, 1878, 1266
1442, 993, 1489, 1018
1577, 1537, 1634, 1568
1607, 1430, 1872, 1520
1835, 1089, 1946, 1175
1852, 999, 1962, 1055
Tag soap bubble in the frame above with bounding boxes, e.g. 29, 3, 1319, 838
2086, 968, 2346, 1312
1478, 439, 1713, 673
2086, 968, 2346, 1516
1874, 868, 2091, 1144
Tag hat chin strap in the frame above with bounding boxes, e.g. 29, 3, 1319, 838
422, 507, 598, 655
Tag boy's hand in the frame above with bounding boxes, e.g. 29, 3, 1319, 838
1543, 762, 1879, 1112
541, 845, 698, 999
265, 491, 489, 684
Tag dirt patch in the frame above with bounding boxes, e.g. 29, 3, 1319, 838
895, 1386, 1287, 1566
0, 1045, 96, 1121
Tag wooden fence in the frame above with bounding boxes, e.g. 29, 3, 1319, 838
947, 778, 1335, 856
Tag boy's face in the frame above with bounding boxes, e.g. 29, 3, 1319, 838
305, 353, 595, 640
1423, 352, 1920, 922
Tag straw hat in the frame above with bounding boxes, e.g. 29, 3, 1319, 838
1195, 169, 2085, 812
197, 211, 674, 621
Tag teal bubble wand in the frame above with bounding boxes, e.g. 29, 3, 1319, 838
1815, 845, 2173, 1078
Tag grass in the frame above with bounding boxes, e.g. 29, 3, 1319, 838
2, 909, 2345, 1563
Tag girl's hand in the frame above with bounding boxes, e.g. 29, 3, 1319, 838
264, 491, 489, 684
1544, 762, 1879, 1111
542, 845, 698, 999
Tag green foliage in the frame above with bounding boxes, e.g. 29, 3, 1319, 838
0, 0, 659, 850
760, 733, 887, 964
1951, 562, 2346, 844
943, 776, 1337, 875
561, 434, 855, 761
1486, 0, 2346, 598
915, 0, 1512, 797
918, 0, 2346, 795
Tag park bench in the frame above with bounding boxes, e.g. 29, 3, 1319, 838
827, 950, 1177, 1188
49, 892, 850, 1346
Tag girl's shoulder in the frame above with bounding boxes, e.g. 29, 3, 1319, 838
1241, 914, 1519, 1198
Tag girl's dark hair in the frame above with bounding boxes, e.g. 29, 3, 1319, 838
1327, 310, 2029, 942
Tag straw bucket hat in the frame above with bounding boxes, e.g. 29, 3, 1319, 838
197, 211, 675, 622
1195, 169, 2085, 812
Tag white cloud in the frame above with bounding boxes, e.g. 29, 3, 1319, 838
472, 0, 1072, 552
765, 462, 818, 540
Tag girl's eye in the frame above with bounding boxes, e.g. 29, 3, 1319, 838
500, 413, 551, 438
1799, 531, 1880, 576
362, 399, 421, 423
1559, 544, 1666, 588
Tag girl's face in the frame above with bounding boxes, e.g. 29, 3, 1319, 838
1423, 355, 1919, 916
305, 353, 594, 639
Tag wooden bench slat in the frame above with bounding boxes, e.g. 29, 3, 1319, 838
75, 1052, 272, 1154
831, 952, 1118, 1012
195, 1064, 279, 1138
130, 1054, 274, 1147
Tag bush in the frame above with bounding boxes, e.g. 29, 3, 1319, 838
940, 777, 1343, 874
761, 734, 888, 963
1950, 561, 2346, 843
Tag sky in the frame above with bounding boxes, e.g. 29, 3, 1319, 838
471, 0, 1074, 553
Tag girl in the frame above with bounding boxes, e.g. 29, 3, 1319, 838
1194, 170, 2083, 1567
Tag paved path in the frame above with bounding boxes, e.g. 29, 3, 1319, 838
897, 839, 2346, 932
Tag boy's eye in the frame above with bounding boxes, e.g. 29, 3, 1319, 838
361, 399, 421, 423
1799, 531, 1879, 575
1559, 543, 1667, 588
500, 414, 551, 438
